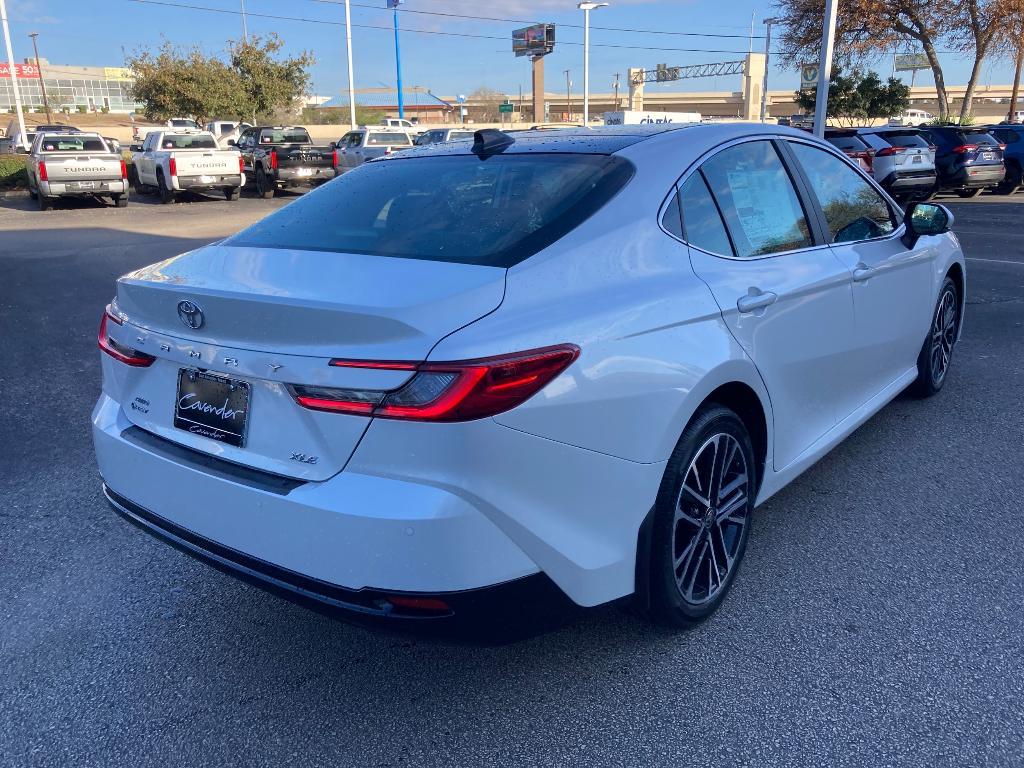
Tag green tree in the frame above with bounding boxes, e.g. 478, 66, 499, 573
795, 69, 910, 127
230, 34, 315, 123
127, 41, 247, 125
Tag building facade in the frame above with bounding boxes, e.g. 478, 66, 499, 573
1, 61, 143, 115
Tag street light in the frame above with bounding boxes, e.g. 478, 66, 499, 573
28, 32, 51, 123
388, 0, 405, 120
577, 1, 608, 126
760, 18, 780, 124
812, 0, 838, 137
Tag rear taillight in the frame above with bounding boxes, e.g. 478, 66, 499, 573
120, 159, 128, 179
168, 157, 178, 176
290, 344, 580, 422
38, 161, 48, 181
998, 144, 1007, 151
270, 149, 278, 170
238, 154, 245, 173
98, 306, 156, 367
332, 149, 338, 168
952, 144, 978, 154
928, 145, 938, 153
384, 146, 393, 156
875, 146, 907, 157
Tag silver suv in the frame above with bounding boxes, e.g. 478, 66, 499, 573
856, 127, 937, 202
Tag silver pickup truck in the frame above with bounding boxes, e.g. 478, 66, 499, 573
333, 128, 414, 174
130, 129, 245, 203
27, 132, 128, 211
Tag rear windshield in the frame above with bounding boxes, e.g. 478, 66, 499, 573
826, 135, 867, 151
260, 128, 311, 144
367, 132, 412, 146
40, 136, 108, 152
160, 134, 217, 149
227, 153, 634, 268
448, 131, 475, 141
878, 130, 930, 148
963, 130, 999, 146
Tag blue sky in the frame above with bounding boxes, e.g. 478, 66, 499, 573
7, 0, 1021, 99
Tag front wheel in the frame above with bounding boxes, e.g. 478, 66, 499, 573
910, 276, 959, 398
645, 405, 756, 628
996, 163, 1022, 195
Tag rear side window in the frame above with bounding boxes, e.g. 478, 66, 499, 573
661, 192, 683, 238
448, 132, 474, 141
40, 136, 108, 152
367, 132, 412, 146
963, 131, 999, 146
877, 130, 930, 149
227, 153, 635, 268
678, 172, 733, 256
826, 135, 868, 152
699, 141, 813, 258
789, 143, 896, 244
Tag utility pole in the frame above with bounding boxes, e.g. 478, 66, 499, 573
1010, 36, 1023, 123
760, 18, 778, 123
0, 0, 27, 151
613, 72, 620, 109
577, 2, 608, 126
564, 69, 571, 122
344, 0, 356, 128
28, 32, 50, 122
812, 0, 838, 137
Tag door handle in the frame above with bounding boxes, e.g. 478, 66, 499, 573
853, 264, 877, 282
736, 290, 778, 314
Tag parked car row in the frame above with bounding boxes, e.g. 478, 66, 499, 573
824, 124, 1019, 201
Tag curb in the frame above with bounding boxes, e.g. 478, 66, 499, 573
1, 190, 30, 199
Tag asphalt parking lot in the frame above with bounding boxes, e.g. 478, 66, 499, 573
2, 191, 1023, 767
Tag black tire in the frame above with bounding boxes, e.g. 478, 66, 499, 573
255, 167, 275, 199
956, 188, 983, 198
224, 186, 240, 201
112, 193, 128, 208
645, 405, 756, 628
909, 276, 959, 398
995, 162, 1022, 195
157, 170, 176, 204
37, 193, 53, 211
28, 180, 37, 200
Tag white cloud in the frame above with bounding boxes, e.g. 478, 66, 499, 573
9, 0, 59, 25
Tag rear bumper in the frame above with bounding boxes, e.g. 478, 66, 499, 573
881, 170, 936, 191
40, 179, 127, 196
174, 173, 244, 191
103, 484, 578, 641
945, 165, 1005, 188
275, 167, 336, 186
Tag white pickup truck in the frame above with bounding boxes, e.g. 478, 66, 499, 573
130, 130, 245, 203
27, 132, 128, 211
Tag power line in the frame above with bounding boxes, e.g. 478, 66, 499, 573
299, 0, 766, 40
124, 0, 782, 54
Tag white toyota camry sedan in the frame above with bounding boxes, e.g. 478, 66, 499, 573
93, 124, 965, 638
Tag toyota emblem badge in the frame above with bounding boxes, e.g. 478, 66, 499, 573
177, 300, 205, 330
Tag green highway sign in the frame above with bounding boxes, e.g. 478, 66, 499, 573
498, 102, 514, 113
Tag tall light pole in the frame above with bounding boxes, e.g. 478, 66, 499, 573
577, 1, 608, 126
564, 68, 571, 122
28, 32, 50, 123
240, 0, 248, 42
760, 18, 779, 123
812, 0, 838, 137
388, 0, 404, 120
0, 0, 27, 151
344, 0, 356, 128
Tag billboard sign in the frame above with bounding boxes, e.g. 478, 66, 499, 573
0, 63, 41, 78
513, 24, 555, 57
800, 63, 819, 91
895, 53, 930, 72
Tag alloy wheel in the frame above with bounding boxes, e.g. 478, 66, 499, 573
672, 433, 750, 606
930, 288, 957, 385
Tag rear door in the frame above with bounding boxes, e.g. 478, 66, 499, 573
784, 139, 934, 404
683, 139, 859, 470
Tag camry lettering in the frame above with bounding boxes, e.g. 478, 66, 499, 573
177, 393, 245, 421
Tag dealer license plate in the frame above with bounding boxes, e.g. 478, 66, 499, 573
174, 369, 250, 447
296, 168, 313, 177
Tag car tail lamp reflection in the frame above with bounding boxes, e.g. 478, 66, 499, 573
238, 154, 245, 174
98, 306, 156, 367
38, 161, 48, 181
331, 149, 338, 168
875, 146, 907, 157
290, 344, 580, 422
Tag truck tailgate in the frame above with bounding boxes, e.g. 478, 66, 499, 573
41, 154, 122, 181
174, 151, 241, 176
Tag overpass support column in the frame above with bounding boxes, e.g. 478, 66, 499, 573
742, 53, 766, 121
628, 68, 644, 111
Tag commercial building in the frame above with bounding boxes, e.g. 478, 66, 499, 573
1, 60, 143, 115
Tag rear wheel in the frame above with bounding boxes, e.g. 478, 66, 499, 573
910, 277, 959, 398
956, 188, 983, 198
130, 166, 147, 195
112, 193, 128, 208
37, 192, 53, 211
996, 162, 1022, 195
157, 170, 176, 204
224, 186, 240, 201
255, 168, 275, 199
646, 405, 756, 628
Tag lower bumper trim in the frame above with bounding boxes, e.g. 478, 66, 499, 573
103, 483, 579, 642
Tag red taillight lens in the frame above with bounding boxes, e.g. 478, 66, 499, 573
38, 161, 48, 181
238, 154, 245, 173
385, 595, 451, 614
270, 149, 278, 170
952, 144, 978, 154
875, 146, 907, 157
98, 306, 156, 367
168, 157, 177, 176
998, 144, 1007, 151
332, 149, 338, 168
291, 344, 580, 422
120, 159, 128, 179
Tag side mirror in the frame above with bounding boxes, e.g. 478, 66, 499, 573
227, 139, 236, 146
903, 202, 953, 247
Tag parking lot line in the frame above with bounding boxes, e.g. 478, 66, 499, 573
966, 257, 1024, 266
